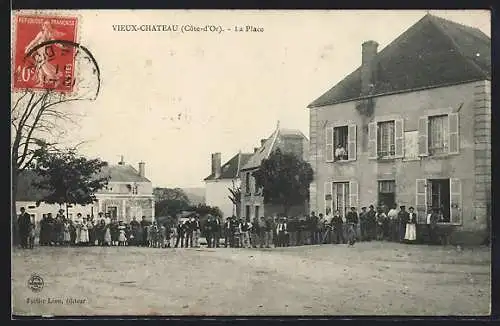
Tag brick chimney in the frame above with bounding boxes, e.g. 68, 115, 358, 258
211, 153, 221, 178
118, 155, 125, 165
254, 147, 259, 153
138, 162, 145, 178
361, 40, 379, 96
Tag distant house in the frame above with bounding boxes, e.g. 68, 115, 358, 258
204, 152, 252, 218
239, 124, 309, 219
307, 14, 490, 244
15, 157, 155, 223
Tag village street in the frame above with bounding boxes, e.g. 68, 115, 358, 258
12, 242, 490, 316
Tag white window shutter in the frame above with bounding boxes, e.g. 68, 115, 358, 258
368, 122, 377, 159
324, 181, 333, 215
418, 116, 428, 156
395, 119, 404, 158
349, 180, 359, 210
325, 127, 334, 162
415, 179, 427, 224
448, 113, 459, 154
450, 178, 462, 224
348, 124, 357, 161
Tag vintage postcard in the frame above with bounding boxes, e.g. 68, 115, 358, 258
11, 9, 491, 317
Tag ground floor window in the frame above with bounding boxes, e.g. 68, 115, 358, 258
333, 182, 349, 217
255, 206, 260, 220
378, 180, 396, 210
427, 179, 451, 222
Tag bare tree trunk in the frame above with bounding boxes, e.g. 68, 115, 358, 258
11, 165, 19, 247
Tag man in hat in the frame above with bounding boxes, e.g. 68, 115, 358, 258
428, 208, 440, 244
345, 207, 359, 246
359, 207, 367, 241
276, 217, 288, 247
192, 215, 201, 248
397, 205, 410, 242
17, 207, 32, 249
387, 204, 399, 242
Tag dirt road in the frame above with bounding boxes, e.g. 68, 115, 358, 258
12, 242, 490, 316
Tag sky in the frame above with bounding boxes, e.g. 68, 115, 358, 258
12, 10, 490, 188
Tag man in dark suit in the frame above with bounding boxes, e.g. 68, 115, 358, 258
18, 207, 32, 249
213, 216, 221, 248
175, 220, 186, 248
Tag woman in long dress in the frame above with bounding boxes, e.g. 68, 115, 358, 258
103, 222, 112, 246
63, 219, 71, 246
79, 218, 90, 245
404, 207, 417, 242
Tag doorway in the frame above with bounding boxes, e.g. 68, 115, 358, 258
378, 180, 396, 211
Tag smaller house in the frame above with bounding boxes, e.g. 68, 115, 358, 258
15, 157, 155, 223
239, 123, 309, 219
204, 152, 253, 218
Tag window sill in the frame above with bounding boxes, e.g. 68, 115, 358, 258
419, 153, 460, 160
333, 159, 353, 164
376, 156, 398, 162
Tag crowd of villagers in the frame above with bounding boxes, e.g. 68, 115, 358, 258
18, 202, 447, 249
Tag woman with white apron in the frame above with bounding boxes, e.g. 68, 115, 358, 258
404, 207, 417, 242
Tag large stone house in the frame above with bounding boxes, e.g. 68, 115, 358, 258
203, 152, 253, 218
307, 14, 490, 244
16, 157, 155, 223
239, 124, 309, 219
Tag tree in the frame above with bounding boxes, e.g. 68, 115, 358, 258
153, 187, 190, 203
228, 185, 241, 217
32, 148, 110, 208
155, 198, 191, 218
11, 40, 100, 244
153, 187, 192, 218
252, 148, 314, 215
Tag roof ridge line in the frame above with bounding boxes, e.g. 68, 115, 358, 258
427, 15, 488, 78
267, 128, 280, 159
236, 152, 242, 177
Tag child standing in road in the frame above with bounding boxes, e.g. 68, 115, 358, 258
118, 221, 127, 246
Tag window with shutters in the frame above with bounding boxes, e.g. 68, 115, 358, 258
428, 115, 448, 155
334, 126, 348, 161
333, 182, 350, 217
327, 124, 357, 162
377, 121, 395, 158
419, 113, 459, 157
415, 178, 462, 225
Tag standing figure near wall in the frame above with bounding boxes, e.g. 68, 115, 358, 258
404, 207, 417, 243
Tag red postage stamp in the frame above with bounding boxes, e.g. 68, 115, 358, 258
13, 14, 79, 93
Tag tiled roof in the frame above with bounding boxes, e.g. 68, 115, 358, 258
241, 127, 308, 171
97, 164, 151, 183
204, 152, 253, 181
16, 164, 151, 202
308, 14, 491, 108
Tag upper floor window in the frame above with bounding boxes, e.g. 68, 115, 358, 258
325, 124, 357, 162
132, 184, 138, 195
368, 119, 404, 159
377, 121, 395, 158
334, 126, 348, 161
428, 115, 448, 155
418, 113, 459, 157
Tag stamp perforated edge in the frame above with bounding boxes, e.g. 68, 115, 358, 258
11, 10, 84, 96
